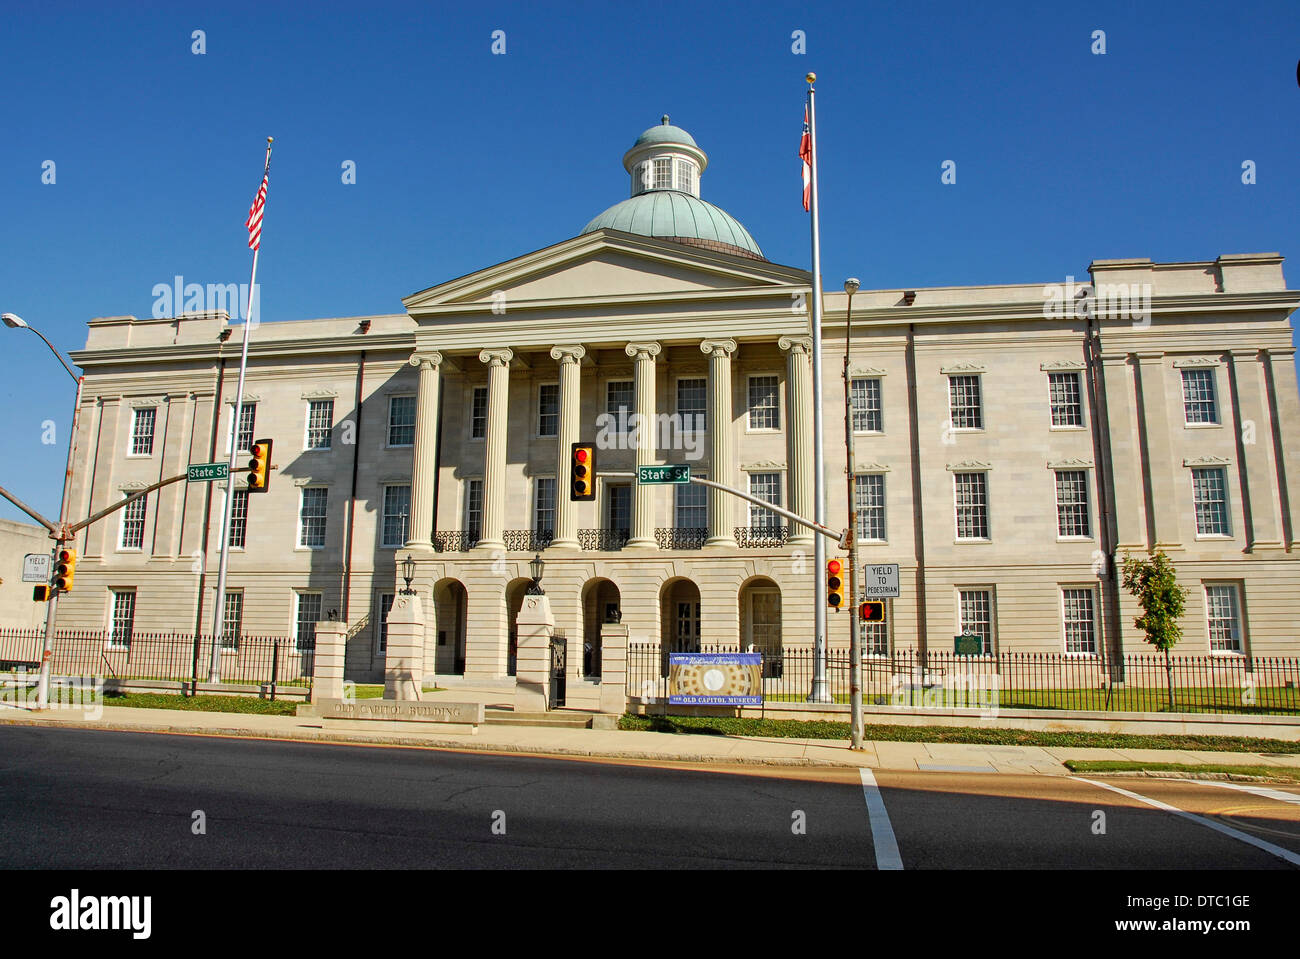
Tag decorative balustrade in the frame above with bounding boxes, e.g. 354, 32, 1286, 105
734, 526, 789, 548
432, 531, 479, 553
654, 527, 708, 550
504, 529, 553, 552
579, 529, 629, 551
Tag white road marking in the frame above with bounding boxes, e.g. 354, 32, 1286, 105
1076, 777, 1300, 868
1161, 778, 1300, 806
859, 768, 903, 870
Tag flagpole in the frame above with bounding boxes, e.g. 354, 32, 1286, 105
209, 137, 272, 684
806, 74, 830, 703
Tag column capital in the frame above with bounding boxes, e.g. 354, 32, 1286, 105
479, 348, 514, 367
550, 344, 587, 364
408, 350, 444, 370
625, 341, 662, 360
700, 338, 738, 358
778, 335, 812, 355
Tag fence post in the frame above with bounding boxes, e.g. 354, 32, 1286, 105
270, 640, 280, 702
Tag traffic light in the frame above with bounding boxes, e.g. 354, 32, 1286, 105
859, 601, 885, 622
53, 549, 76, 592
570, 442, 595, 501
826, 559, 844, 609
247, 438, 272, 493
32, 584, 50, 602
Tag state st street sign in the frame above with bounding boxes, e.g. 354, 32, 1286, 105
187, 463, 230, 483
637, 464, 691, 484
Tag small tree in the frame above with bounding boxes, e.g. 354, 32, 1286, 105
1120, 550, 1188, 710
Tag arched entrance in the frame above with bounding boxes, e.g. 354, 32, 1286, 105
659, 578, 702, 652
739, 577, 782, 676
581, 578, 621, 677
433, 578, 468, 675
505, 578, 534, 677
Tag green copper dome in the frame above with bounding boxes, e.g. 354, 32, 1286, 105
631, 122, 698, 149
582, 192, 764, 259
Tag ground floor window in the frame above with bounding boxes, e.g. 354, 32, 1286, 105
220, 590, 243, 650
295, 592, 322, 651
958, 589, 994, 654
1205, 584, 1243, 654
109, 589, 135, 649
376, 592, 395, 654
1061, 587, 1096, 655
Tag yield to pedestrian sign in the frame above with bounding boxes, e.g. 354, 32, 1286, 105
861, 563, 900, 598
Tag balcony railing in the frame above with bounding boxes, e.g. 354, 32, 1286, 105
655, 527, 708, 550
433, 531, 479, 553
734, 525, 789, 548
504, 529, 553, 552
579, 529, 629, 551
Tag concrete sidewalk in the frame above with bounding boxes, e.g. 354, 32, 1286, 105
3, 700, 1299, 775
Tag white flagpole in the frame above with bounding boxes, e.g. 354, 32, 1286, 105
209, 137, 272, 684
806, 74, 830, 702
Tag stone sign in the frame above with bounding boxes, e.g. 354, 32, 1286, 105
316, 699, 484, 725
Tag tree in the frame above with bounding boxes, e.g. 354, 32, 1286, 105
1120, 550, 1188, 710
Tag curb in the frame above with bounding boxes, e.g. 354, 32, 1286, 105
1065, 768, 1300, 785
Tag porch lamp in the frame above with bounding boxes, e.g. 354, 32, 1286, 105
526, 552, 546, 595
401, 554, 416, 595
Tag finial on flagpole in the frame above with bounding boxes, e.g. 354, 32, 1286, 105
806, 72, 816, 85
267, 137, 274, 145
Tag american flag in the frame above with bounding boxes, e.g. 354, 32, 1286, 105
245, 173, 268, 251
799, 106, 812, 212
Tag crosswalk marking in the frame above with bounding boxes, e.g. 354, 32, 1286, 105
859, 768, 903, 870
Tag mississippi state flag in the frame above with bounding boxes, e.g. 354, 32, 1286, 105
246, 173, 268, 251
799, 106, 811, 211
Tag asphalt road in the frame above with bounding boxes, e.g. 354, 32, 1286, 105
1, 726, 1298, 869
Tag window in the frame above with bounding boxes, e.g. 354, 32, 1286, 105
673, 159, 696, 194
1192, 468, 1230, 536
388, 395, 416, 447
229, 488, 249, 548
1048, 373, 1083, 427
1205, 584, 1243, 654
851, 378, 882, 433
299, 487, 328, 548
948, 375, 983, 429
381, 485, 411, 548
747, 375, 780, 430
855, 474, 886, 541
675, 477, 707, 529
1182, 368, 1219, 425
863, 613, 889, 657
235, 403, 257, 452
954, 472, 989, 540
376, 592, 395, 653
306, 400, 333, 450
470, 387, 488, 439
653, 157, 672, 189
538, 384, 559, 437
1055, 470, 1091, 538
108, 590, 135, 649
1062, 588, 1096, 655
748, 472, 782, 529
606, 380, 633, 431
958, 589, 994, 654
465, 479, 483, 541
130, 408, 156, 456
534, 478, 556, 535
676, 378, 706, 432
294, 592, 322, 651
220, 590, 243, 650
607, 484, 631, 535
119, 495, 146, 549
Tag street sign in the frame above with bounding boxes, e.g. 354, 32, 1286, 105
861, 563, 900, 598
637, 464, 690, 484
21, 553, 50, 583
187, 463, 230, 483
954, 633, 985, 656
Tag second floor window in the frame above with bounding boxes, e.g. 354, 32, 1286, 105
299, 488, 328, 547
1048, 373, 1083, 427
306, 400, 333, 450
675, 478, 707, 529
607, 484, 631, 535
538, 384, 559, 437
747, 375, 780, 430
1055, 470, 1091, 538
229, 488, 249, 548
851, 378, 882, 432
1192, 467, 1229, 535
1182, 368, 1219, 424
606, 381, 633, 431
235, 403, 257, 452
470, 387, 488, 439
120, 495, 146, 549
748, 472, 782, 529
676, 378, 706, 432
388, 395, 416, 447
534, 478, 556, 534
948, 375, 983, 429
130, 408, 156, 455
465, 479, 483, 541
954, 472, 989, 540
382, 485, 411, 547
855, 474, 886, 541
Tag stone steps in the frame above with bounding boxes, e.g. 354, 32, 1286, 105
484, 708, 595, 729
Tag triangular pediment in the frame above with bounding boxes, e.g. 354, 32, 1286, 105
403, 230, 808, 315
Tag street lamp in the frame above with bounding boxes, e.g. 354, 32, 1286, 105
526, 552, 546, 595
3, 311, 83, 711
842, 278, 865, 751
401, 554, 416, 595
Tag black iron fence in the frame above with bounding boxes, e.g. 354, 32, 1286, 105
626, 644, 1300, 716
0, 627, 313, 689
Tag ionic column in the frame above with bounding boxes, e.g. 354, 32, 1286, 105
477, 349, 513, 551
549, 344, 586, 549
700, 338, 738, 548
626, 341, 662, 548
1229, 350, 1283, 550
779, 335, 814, 546
1135, 353, 1183, 550
406, 351, 443, 548
1265, 348, 1300, 548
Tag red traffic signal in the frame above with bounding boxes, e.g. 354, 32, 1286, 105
247, 438, 273, 493
859, 601, 885, 622
827, 559, 844, 609
571, 443, 595, 501
53, 549, 76, 592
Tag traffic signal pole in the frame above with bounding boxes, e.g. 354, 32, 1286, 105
842, 284, 864, 750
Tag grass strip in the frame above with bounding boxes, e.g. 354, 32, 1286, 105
100, 691, 299, 716
618, 713, 1299, 754
1063, 759, 1300, 783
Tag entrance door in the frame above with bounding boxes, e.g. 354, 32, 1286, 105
747, 588, 781, 667
675, 601, 701, 652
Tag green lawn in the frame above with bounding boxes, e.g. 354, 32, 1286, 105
1064, 759, 1300, 783
99, 691, 299, 715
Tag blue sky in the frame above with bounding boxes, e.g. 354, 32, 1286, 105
2, 0, 1298, 524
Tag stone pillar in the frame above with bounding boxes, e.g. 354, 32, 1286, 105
1266, 349, 1300, 548
626, 341, 662, 548
476, 349, 513, 551
311, 620, 347, 703
514, 593, 554, 712
1135, 353, 1183, 550
406, 351, 443, 548
384, 591, 426, 701
699, 338, 738, 548
550, 345, 586, 549
1100, 354, 1147, 551
1229, 350, 1283, 550
779, 335, 815, 546
599, 623, 629, 714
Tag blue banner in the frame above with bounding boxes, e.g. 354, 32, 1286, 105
668, 652, 763, 705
